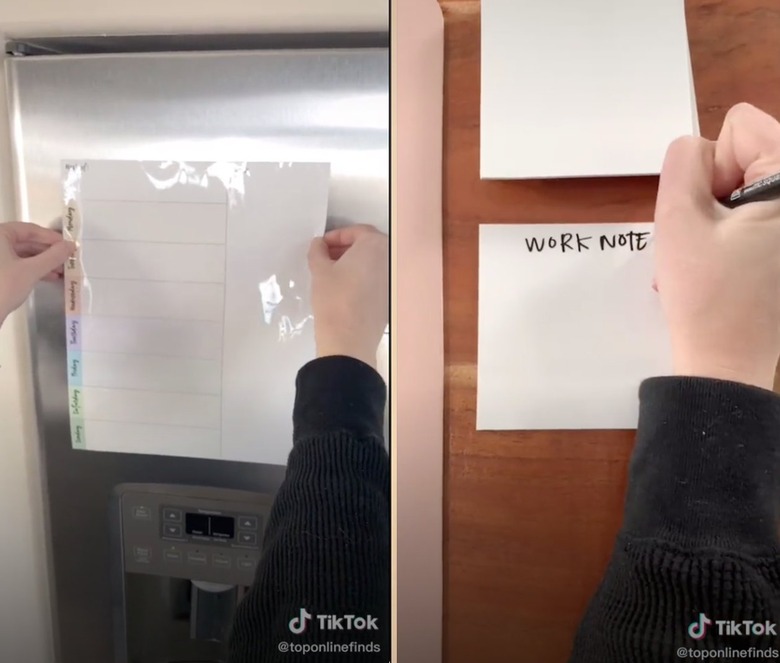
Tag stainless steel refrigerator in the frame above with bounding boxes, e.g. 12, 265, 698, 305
5, 33, 388, 663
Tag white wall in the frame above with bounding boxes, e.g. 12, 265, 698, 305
0, 3, 387, 660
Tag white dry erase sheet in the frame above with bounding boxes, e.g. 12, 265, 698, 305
480, 0, 698, 179
477, 223, 673, 430
63, 160, 330, 465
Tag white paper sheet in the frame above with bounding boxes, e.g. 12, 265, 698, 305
65, 160, 330, 464
480, 0, 698, 179
477, 223, 673, 430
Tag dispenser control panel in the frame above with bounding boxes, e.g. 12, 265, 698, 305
160, 507, 261, 548
117, 485, 274, 587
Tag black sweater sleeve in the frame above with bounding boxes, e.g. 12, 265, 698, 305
570, 376, 780, 662
228, 356, 390, 663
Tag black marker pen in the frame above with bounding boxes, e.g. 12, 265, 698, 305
719, 171, 780, 208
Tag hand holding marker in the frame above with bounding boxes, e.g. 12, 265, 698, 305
718, 171, 780, 208
652, 171, 780, 293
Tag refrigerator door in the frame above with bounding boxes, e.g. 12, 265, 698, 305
6, 43, 387, 663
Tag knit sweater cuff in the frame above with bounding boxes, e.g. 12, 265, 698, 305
293, 356, 386, 443
623, 376, 780, 554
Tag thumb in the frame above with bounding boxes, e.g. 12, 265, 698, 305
19, 241, 75, 283
307, 237, 332, 273
713, 103, 780, 196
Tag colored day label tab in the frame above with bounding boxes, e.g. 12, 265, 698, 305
67, 352, 82, 386
69, 387, 84, 418
70, 418, 86, 450
63, 203, 79, 237
66, 277, 82, 316
66, 317, 81, 351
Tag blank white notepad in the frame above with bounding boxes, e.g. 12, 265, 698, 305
477, 223, 673, 430
480, 0, 699, 179
64, 160, 330, 465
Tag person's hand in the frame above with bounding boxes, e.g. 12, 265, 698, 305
0, 222, 75, 326
308, 224, 388, 368
655, 103, 780, 390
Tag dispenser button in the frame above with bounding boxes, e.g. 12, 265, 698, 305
162, 508, 182, 523
133, 546, 151, 563
187, 552, 207, 565
238, 516, 257, 530
132, 506, 152, 520
163, 523, 183, 538
238, 532, 257, 546
237, 557, 258, 571
212, 554, 231, 569
164, 548, 182, 563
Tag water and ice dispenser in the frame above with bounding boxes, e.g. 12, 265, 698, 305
111, 485, 273, 662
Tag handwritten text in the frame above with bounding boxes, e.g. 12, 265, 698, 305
68, 280, 78, 312
71, 389, 81, 416
524, 231, 650, 254
65, 206, 76, 233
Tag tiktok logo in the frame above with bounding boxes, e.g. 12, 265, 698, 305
688, 613, 713, 640
288, 608, 312, 634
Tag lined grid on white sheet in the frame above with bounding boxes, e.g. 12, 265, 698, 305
65, 160, 332, 465
78, 196, 229, 458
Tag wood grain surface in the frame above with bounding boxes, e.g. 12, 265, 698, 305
438, 1, 780, 661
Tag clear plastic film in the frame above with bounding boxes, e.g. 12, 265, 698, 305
63, 160, 330, 464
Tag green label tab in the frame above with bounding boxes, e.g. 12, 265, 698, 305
71, 418, 86, 450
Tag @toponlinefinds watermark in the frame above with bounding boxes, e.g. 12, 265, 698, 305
277, 641, 381, 656
688, 613, 777, 640
288, 608, 379, 635
677, 647, 779, 659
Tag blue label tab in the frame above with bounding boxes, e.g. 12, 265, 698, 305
67, 352, 82, 386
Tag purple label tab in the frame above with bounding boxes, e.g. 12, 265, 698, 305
66, 317, 81, 351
